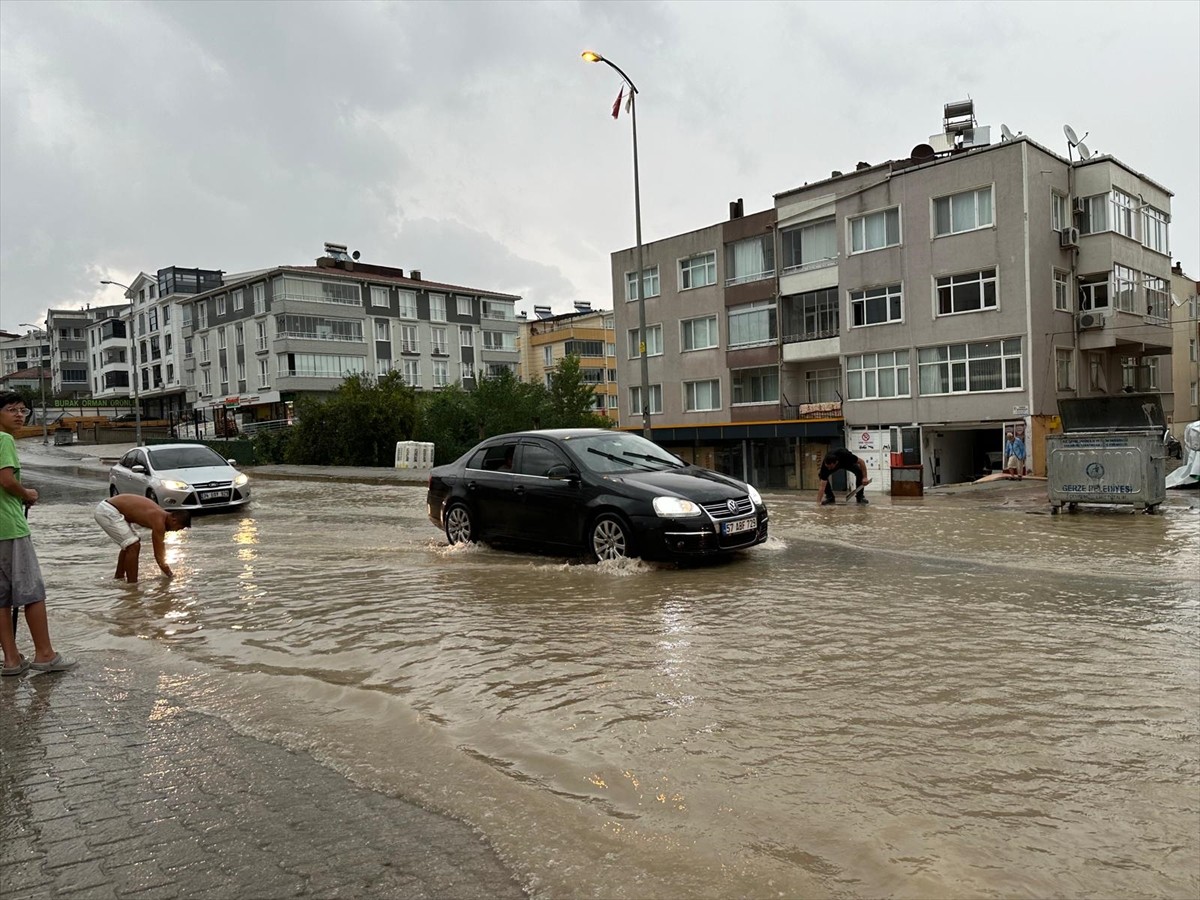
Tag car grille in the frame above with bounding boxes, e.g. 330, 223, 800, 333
701, 497, 754, 520
192, 480, 231, 490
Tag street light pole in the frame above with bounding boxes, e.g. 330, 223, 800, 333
99, 279, 143, 446
18, 322, 49, 444
582, 50, 653, 440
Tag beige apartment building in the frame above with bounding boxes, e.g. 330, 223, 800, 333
1169, 263, 1200, 429
611, 103, 1178, 492
518, 303, 618, 421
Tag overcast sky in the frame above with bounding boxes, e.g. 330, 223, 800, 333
2, 0, 1197, 333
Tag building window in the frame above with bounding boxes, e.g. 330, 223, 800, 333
625, 267, 660, 301
400, 325, 419, 353
850, 283, 903, 327
1056, 347, 1074, 391
918, 338, 1023, 395
781, 218, 837, 272
629, 383, 662, 416
1145, 276, 1169, 320
431, 327, 449, 355
731, 367, 778, 405
680, 315, 719, 352
1189, 338, 1197, 363
1089, 352, 1107, 391
258, 358, 270, 389
460, 326, 473, 347
1113, 264, 1139, 313
684, 379, 721, 412
1078, 194, 1108, 235
783, 287, 839, 342
935, 268, 997, 316
233, 289, 244, 311
933, 187, 993, 236
849, 207, 900, 253
456, 295, 473, 316
402, 358, 421, 387
429, 294, 446, 322
256, 321, 268, 351
481, 299, 515, 321
1122, 357, 1158, 391
1052, 193, 1067, 232
804, 368, 840, 403
197, 305, 208, 329
727, 300, 776, 348
233, 325, 242, 347
253, 283, 266, 315
216, 295, 226, 316
236, 361, 245, 384
148, 308, 159, 332
273, 315, 364, 342
371, 286, 389, 308
627, 324, 663, 358
542, 346, 553, 367
375, 319, 389, 341
846, 351, 911, 399
1143, 207, 1170, 255
724, 235, 775, 286
679, 252, 717, 290
432, 359, 449, 387
461, 362, 474, 381
1111, 190, 1138, 239
276, 353, 367, 379
199, 336, 209, 363
398, 290, 417, 319
217, 330, 227, 350
1079, 274, 1110, 311
483, 331, 515, 351
1053, 270, 1071, 312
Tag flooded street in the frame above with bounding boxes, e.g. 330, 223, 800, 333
18, 452, 1200, 899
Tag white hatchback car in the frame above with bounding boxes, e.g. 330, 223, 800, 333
108, 443, 251, 512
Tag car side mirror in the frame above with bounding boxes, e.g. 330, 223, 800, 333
226, 459, 238, 466
546, 464, 579, 481
131, 464, 146, 474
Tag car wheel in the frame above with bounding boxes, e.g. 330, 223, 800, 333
589, 513, 633, 562
444, 503, 474, 545
109, 484, 119, 497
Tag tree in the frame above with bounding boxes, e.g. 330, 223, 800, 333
545, 355, 611, 429
284, 372, 420, 466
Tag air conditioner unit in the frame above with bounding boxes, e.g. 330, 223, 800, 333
1078, 312, 1105, 330
1072, 197, 1086, 215
1060, 226, 1080, 249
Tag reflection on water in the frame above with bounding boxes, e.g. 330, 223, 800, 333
26, 478, 1200, 899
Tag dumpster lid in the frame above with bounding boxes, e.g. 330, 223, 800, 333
1057, 394, 1165, 433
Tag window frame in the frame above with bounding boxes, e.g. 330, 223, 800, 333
1053, 269, 1071, 312
678, 252, 717, 290
935, 268, 998, 317
849, 283, 904, 328
932, 186, 994, 237
846, 351, 911, 400
625, 266, 660, 302
730, 366, 779, 406
917, 338, 1023, 396
683, 378, 722, 412
680, 315, 719, 352
848, 206, 901, 254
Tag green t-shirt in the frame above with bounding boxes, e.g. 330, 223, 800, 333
0, 432, 31, 540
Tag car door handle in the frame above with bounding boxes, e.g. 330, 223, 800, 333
513, 485, 526, 496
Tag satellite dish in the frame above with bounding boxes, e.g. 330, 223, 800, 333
352, 250, 361, 260
911, 143, 935, 161
1000, 124, 1015, 142
1076, 142, 1092, 160
1063, 124, 1079, 145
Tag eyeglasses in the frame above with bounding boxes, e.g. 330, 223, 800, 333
2, 406, 29, 416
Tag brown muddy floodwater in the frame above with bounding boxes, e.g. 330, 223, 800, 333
22, 458, 1200, 899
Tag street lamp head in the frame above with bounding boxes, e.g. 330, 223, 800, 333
581, 50, 603, 63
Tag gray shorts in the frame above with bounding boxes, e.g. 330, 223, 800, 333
1, 536, 47, 609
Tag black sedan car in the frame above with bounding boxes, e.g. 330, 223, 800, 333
426, 429, 768, 562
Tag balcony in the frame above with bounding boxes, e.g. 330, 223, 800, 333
782, 401, 843, 420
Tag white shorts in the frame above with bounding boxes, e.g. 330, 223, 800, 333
95, 500, 140, 549
1006, 455, 1024, 471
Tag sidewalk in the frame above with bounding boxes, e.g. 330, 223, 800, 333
1, 653, 527, 900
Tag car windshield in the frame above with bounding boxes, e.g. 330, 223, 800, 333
568, 433, 685, 474
147, 446, 228, 470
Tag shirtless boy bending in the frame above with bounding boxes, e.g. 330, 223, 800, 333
95, 494, 190, 582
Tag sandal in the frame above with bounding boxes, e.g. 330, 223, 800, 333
2, 655, 30, 676
29, 653, 76, 673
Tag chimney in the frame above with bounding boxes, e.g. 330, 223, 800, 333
729, 198, 744, 220
856, 161, 870, 171
410, 269, 421, 281
831, 170, 843, 178
1172, 261, 1183, 275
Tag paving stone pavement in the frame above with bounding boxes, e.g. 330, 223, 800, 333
0, 655, 528, 899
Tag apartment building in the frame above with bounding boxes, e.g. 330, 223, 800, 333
0, 328, 50, 380
45, 305, 130, 400
179, 244, 522, 429
1169, 262, 1200, 427
610, 102, 1176, 491
518, 302, 619, 421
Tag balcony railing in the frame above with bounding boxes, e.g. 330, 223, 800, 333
782, 401, 842, 420
783, 327, 839, 343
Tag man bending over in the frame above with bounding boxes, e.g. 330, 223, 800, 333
816, 448, 871, 506
95, 494, 190, 582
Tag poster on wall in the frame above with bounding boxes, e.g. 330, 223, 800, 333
1002, 420, 1030, 476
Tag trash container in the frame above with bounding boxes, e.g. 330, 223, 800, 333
890, 464, 923, 497
53, 427, 73, 446
1046, 394, 1167, 513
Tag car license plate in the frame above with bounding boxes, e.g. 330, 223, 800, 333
200, 490, 228, 501
722, 517, 756, 535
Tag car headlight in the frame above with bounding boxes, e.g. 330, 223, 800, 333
234, 473, 250, 487
160, 480, 190, 492
653, 496, 702, 518
747, 484, 763, 506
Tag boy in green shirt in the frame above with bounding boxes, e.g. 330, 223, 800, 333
1, 391, 75, 675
